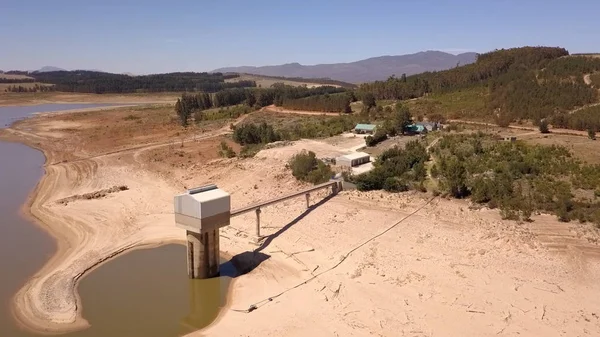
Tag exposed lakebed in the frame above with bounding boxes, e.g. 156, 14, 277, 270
0, 104, 231, 337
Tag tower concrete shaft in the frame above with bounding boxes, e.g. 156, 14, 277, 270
186, 229, 220, 279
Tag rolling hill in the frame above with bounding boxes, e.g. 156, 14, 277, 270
212, 51, 478, 83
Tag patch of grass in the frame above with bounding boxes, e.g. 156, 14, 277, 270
242, 111, 360, 140
218, 141, 236, 158
591, 73, 600, 86
123, 114, 141, 121
239, 144, 264, 158
195, 104, 252, 121
404, 87, 489, 121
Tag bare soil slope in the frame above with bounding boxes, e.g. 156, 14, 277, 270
0, 105, 598, 337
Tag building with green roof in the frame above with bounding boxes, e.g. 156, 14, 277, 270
353, 124, 377, 134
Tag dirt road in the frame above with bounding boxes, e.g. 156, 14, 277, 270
261, 104, 343, 116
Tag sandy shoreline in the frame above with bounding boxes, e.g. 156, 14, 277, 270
1, 102, 600, 336
0, 103, 246, 334
0, 132, 185, 333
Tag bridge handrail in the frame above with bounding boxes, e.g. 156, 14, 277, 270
230, 181, 338, 217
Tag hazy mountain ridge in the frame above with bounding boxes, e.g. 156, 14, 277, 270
35, 66, 67, 72
213, 51, 478, 83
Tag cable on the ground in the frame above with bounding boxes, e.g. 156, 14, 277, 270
230, 196, 437, 313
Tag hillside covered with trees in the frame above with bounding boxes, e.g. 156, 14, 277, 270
359, 47, 600, 130
174, 84, 348, 125
19, 71, 256, 93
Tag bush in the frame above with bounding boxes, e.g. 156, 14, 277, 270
383, 177, 409, 192
123, 114, 140, 121
233, 122, 280, 145
218, 141, 236, 158
352, 141, 428, 192
539, 119, 550, 133
239, 144, 263, 158
365, 129, 387, 147
289, 150, 333, 184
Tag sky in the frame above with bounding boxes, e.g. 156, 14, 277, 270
1, 0, 599, 74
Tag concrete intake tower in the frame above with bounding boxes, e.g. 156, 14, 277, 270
174, 184, 230, 279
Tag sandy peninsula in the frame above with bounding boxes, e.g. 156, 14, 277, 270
1, 102, 599, 337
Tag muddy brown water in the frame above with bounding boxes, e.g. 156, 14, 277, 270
0, 104, 232, 337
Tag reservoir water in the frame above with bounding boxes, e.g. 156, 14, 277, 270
0, 104, 231, 337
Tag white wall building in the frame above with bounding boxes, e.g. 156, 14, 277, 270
337, 152, 371, 167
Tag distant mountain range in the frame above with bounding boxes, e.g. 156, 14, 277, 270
212, 51, 478, 83
33, 66, 107, 73
35, 66, 66, 72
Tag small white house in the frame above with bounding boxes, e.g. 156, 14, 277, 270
337, 152, 371, 168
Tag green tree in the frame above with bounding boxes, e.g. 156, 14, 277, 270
175, 98, 188, 126
245, 92, 256, 107
394, 103, 412, 134
288, 150, 333, 184
362, 92, 376, 111
440, 157, 469, 198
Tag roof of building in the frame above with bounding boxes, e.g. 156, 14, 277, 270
407, 124, 426, 131
338, 152, 371, 160
354, 123, 377, 131
416, 122, 438, 127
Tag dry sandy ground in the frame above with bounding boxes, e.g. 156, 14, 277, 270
262, 104, 343, 116
0, 92, 179, 106
1, 105, 600, 336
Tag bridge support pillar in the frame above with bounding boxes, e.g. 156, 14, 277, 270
254, 208, 262, 243
306, 193, 310, 209
186, 229, 220, 279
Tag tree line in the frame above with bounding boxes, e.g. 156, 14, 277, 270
4, 84, 55, 93
0, 78, 35, 83
24, 71, 255, 94
280, 93, 352, 113
174, 84, 348, 126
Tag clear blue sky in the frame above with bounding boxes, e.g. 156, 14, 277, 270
1, 0, 598, 74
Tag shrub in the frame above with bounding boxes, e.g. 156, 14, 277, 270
123, 114, 140, 121
233, 122, 280, 145
288, 150, 333, 184
239, 144, 263, 158
383, 177, 409, 192
218, 141, 236, 158
365, 129, 387, 147
539, 119, 550, 133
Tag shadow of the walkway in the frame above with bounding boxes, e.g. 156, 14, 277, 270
254, 193, 336, 253
220, 192, 336, 278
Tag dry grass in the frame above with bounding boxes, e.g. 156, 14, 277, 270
362, 135, 422, 156
242, 110, 339, 129
404, 87, 489, 120
141, 136, 240, 174
225, 74, 340, 88
0, 91, 180, 106
9, 104, 213, 158
523, 133, 600, 164
0, 73, 34, 80
0, 82, 52, 91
